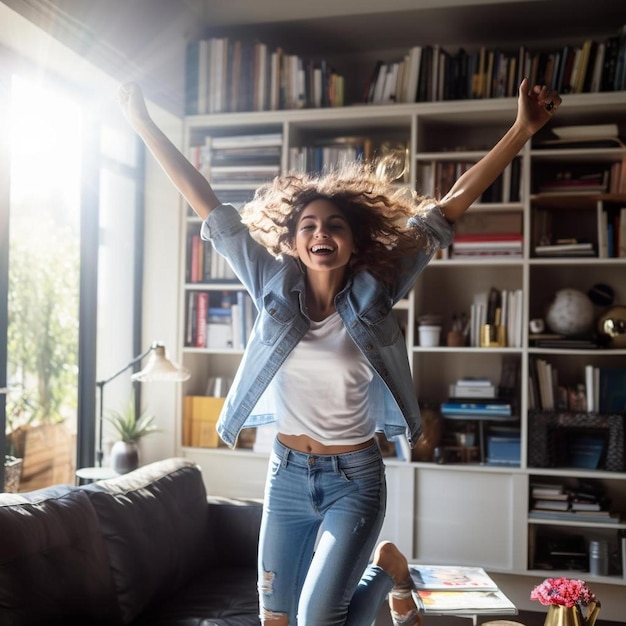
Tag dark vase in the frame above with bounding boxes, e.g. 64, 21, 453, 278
110, 441, 139, 474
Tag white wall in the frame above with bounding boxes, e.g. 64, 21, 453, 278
139, 108, 184, 464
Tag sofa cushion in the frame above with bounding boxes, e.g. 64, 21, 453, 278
206, 497, 262, 568
0, 485, 119, 626
85, 458, 212, 625
131, 565, 259, 626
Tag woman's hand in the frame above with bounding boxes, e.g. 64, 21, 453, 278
516, 77, 562, 136
118, 82, 152, 132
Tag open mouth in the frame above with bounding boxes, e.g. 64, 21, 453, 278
310, 244, 335, 255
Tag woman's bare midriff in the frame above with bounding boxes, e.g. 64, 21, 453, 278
277, 433, 376, 455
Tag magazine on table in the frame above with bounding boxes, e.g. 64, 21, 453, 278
412, 588, 518, 615
409, 565, 499, 591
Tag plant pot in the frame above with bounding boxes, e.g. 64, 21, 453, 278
110, 441, 139, 474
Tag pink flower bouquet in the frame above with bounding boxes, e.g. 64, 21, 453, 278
531, 577, 596, 608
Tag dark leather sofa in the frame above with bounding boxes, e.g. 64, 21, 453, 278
0, 457, 262, 626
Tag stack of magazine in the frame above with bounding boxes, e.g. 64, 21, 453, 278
409, 565, 517, 616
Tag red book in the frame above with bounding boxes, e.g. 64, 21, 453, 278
195, 292, 209, 348
454, 233, 522, 242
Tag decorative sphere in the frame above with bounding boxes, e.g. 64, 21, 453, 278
545, 288, 594, 336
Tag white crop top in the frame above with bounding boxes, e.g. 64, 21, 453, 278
273, 311, 375, 445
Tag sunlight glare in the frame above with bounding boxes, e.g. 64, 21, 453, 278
9, 75, 82, 216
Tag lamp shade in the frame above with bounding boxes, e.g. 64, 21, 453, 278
130, 343, 191, 382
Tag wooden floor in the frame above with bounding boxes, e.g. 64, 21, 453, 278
375, 606, 625, 626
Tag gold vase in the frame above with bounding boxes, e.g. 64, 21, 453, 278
543, 602, 600, 626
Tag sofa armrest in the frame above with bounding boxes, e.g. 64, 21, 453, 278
207, 496, 263, 569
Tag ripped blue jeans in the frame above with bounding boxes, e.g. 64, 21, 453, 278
258, 437, 394, 625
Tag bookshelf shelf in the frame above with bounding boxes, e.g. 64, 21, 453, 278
175, 36, 626, 615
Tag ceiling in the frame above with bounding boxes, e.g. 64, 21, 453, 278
3, 0, 626, 115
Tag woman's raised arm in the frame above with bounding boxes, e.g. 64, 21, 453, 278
118, 83, 221, 220
438, 78, 561, 222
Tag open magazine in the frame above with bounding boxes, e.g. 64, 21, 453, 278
409, 565, 499, 591
409, 565, 517, 616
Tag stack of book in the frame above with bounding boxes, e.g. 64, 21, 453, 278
449, 377, 497, 400
451, 233, 523, 259
534, 240, 595, 257
189, 133, 282, 189
408, 564, 517, 617
536, 168, 610, 195
440, 401, 512, 418
529, 482, 620, 524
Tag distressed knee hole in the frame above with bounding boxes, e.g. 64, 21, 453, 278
259, 570, 288, 624
259, 569, 275, 595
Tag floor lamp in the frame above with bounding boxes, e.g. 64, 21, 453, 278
95, 341, 190, 467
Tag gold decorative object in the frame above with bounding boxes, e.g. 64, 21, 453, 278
480, 324, 506, 347
597, 305, 626, 348
542, 602, 600, 626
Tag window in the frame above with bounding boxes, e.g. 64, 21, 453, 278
0, 64, 143, 491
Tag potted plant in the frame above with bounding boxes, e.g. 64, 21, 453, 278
107, 397, 159, 474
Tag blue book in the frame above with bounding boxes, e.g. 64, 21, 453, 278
440, 402, 512, 416
599, 367, 626, 412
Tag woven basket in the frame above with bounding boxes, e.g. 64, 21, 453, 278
4, 456, 23, 493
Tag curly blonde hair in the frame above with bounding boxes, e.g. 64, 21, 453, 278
240, 161, 437, 283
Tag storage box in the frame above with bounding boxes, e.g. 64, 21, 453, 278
486, 436, 521, 466
183, 396, 226, 448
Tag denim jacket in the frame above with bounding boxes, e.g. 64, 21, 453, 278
201, 203, 453, 448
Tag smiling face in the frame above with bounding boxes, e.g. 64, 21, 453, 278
293, 198, 355, 275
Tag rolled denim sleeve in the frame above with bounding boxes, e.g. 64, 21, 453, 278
407, 203, 455, 249
200, 203, 247, 241
200, 203, 284, 300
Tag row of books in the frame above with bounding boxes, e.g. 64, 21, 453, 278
185, 38, 344, 114
287, 140, 375, 175
584, 366, 626, 414
184, 25, 626, 115
599, 206, 626, 259
185, 291, 256, 350
417, 158, 521, 206
529, 358, 626, 414
187, 233, 237, 282
363, 26, 626, 105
